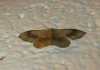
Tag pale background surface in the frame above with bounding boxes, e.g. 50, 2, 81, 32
0, 0, 100, 70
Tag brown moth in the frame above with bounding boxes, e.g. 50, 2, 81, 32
19, 28, 86, 49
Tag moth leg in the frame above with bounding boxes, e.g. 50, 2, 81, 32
51, 37, 71, 48
33, 38, 51, 49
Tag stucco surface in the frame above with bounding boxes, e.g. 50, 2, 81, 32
0, 0, 100, 70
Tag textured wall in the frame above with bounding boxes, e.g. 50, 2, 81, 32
0, 0, 100, 70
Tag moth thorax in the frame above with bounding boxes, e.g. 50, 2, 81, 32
41, 28, 52, 38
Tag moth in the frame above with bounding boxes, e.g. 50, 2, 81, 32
19, 28, 86, 49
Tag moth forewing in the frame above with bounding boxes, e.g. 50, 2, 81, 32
65, 29, 86, 40
19, 31, 38, 43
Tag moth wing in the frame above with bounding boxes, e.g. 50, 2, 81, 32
51, 37, 71, 48
33, 38, 51, 49
19, 30, 44, 43
65, 29, 86, 40
53, 29, 86, 40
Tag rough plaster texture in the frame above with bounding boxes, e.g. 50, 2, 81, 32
0, 0, 100, 70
